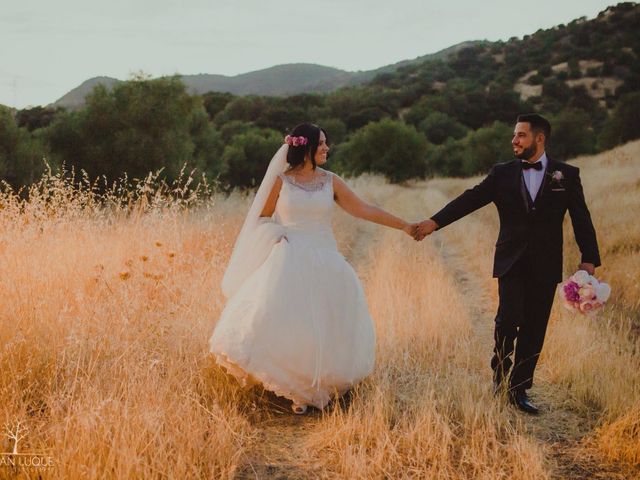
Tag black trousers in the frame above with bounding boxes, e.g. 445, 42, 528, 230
491, 253, 558, 391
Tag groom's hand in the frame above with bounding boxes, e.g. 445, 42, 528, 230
578, 262, 596, 275
415, 219, 438, 240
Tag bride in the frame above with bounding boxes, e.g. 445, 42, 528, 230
210, 123, 417, 414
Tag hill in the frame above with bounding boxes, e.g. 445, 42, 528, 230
7, 3, 638, 189
51, 41, 480, 109
370, 2, 639, 111
51, 3, 639, 126
53, 76, 121, 110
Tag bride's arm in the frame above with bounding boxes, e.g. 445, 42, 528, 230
333, 174, 414, 234
260, 177, 283, 217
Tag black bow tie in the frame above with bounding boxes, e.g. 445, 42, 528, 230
522, 161, 543, 171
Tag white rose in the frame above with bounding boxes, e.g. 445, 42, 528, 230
588, 275, 600, 288
579, 284, 596, 301
571, 270, 590, 287
595, 283, 611, 302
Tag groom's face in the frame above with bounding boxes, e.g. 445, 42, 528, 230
512, 122, 539, 161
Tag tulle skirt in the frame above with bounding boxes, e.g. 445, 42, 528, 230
209, 230, 376, 409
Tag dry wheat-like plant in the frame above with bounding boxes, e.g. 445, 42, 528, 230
0, 142, 638, 479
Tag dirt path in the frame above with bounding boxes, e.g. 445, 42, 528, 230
234, 184, 636, 479
431, 203, 636, 480
237, 407, 321, 479
235, 208, 384, 480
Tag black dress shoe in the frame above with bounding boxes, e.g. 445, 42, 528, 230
509, 390, 539, 414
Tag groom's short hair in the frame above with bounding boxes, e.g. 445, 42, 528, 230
517, 113, 551, 142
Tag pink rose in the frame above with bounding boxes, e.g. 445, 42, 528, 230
579, 301, 596, 313
579, 300, 603, 314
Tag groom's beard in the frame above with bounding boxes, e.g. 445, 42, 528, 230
515, 144, 537, 160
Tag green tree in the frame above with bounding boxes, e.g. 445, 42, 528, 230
462, 121, 513, 175
548, 108, 596, 159
333, 119, 429, 182
220, 120, 253, 143
0, 107, 46, 186
15, 106, 63, 132
326, 87, 397, 131
541, 78, 572, 113
219, 128, 282, 188
213, 96, 267, 127
403, 96, 432, 127
418, 111, 469, 144
202, 92, 234, 120
255, 94, 325, 133
597, 92, 640, 149
426, 138, 467, 177
437, 79, 490, 129
346, 106, 389, 130
317, 118, 347, 145
568, 58, 582, 79
46, 76, 224, 183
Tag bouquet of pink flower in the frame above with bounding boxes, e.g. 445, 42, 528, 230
561, 270, 611, 315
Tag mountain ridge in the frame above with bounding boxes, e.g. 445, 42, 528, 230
52, 41, 480, 109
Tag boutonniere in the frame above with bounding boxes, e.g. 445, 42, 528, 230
547, 170, 565, 191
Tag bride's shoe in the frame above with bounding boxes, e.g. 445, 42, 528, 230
292, 403, 308, 415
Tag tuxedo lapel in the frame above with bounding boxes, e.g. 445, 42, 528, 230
533, 157, 556, 207
513, 162, 531, 212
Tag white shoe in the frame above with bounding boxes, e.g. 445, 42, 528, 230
292, 403, 307, 415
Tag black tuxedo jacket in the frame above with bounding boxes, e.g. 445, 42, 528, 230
431, 157, 601, 283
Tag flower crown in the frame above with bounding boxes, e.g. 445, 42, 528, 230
284, 135, 308, 147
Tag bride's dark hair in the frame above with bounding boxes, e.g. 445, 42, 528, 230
286, 123, 328, 169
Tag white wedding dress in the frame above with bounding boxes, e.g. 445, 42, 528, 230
209, 169, 376, 409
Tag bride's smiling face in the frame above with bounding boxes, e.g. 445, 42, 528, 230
314, 131, 329, 166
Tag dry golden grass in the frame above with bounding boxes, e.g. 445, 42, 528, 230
0, 142, 638, 479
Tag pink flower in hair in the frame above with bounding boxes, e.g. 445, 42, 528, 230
284, 135, 308, 147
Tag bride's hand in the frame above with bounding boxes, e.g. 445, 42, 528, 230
402, 222, 419, 239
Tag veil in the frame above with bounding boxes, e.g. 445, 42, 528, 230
221, 143, 289, 298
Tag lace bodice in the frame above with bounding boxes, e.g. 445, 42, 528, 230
275, 169, 334, 234
279, 169, 332, 192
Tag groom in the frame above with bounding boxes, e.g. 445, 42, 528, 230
417, 113, 601, 414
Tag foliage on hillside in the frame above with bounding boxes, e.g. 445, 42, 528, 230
2, 3, 639, 188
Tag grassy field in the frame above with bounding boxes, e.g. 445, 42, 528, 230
0, 141, 639, 479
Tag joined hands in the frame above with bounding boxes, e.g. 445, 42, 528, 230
402, 219, 439, 241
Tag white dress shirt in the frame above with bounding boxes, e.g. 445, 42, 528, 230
522, 152, 548, 201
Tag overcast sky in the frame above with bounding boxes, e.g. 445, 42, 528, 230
0, 0, 617, 109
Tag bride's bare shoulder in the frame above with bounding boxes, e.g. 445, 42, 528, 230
317, 168, 336, 178
323, 169, 343, 181
328, 171, 350, 194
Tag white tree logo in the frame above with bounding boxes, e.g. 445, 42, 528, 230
4, 421, 28, 455
1, 420, 55, 469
